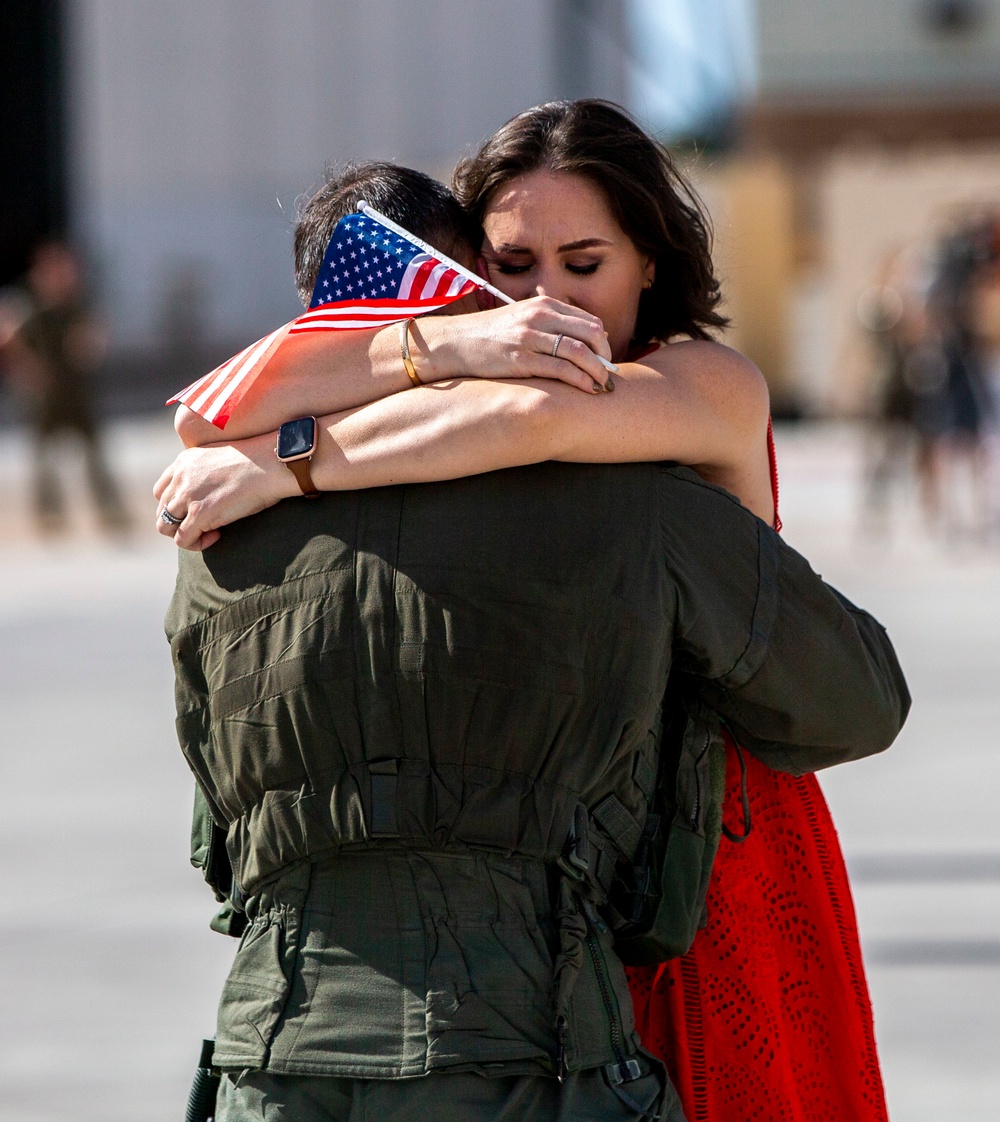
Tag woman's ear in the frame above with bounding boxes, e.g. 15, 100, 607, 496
643, 258, 656, 290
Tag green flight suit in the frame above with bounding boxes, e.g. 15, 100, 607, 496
167, 462, 908, 1120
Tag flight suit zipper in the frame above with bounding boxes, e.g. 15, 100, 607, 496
585, 926, 626, 1066
582, 905, 642, 1085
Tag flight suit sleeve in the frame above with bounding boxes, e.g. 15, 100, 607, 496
662, 469, 910, 775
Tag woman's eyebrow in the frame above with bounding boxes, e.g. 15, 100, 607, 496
558, 238, 613, 252
491, 237, 614, 254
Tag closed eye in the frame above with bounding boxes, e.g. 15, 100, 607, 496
566, 262, 599, 276
492, 261, 532, 275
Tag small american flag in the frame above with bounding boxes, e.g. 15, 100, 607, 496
168, 210, 478, 429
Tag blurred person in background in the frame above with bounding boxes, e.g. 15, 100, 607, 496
964, 219, 1000, 534
859, 248, 925, 536
918, 216, 994, 536
157, 102, 909, 1122
3, 242, 129, 535
861, 218, 999, 540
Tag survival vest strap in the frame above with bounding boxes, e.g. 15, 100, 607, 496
596, 692, 735, 966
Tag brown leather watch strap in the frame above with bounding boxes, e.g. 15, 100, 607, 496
284, 457, 319, 497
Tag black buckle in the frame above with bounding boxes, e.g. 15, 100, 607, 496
605, 1057, 643, 1085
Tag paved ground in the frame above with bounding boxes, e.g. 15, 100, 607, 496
0, 417, 997, 1120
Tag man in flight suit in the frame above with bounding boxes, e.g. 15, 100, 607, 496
167, 166, 910, 1122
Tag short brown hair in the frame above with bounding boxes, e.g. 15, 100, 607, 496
453, 100, 727, 345
294, 162, 476, 306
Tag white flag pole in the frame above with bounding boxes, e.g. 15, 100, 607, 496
359, 201, 617, 373
359, 201, 515, 306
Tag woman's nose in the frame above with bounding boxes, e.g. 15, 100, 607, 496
533, 274, 565, 302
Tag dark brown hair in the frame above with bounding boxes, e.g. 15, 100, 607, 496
453, 100, 727, 345
294, 162, 476, 306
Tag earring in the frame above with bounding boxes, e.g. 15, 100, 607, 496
644, 279, 653, 290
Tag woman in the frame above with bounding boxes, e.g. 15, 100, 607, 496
157, 101, 887, 1122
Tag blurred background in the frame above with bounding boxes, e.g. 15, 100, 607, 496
0, 2, 998, 1120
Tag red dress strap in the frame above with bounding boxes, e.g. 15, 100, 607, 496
767, 417, 782, 532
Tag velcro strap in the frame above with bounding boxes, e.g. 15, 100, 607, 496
587, 830, 619, 897
591, 793, 643, 860
632, 753, 657, 801
368, 759, 400, 837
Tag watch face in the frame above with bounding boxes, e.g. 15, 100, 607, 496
277, 416, 316, 460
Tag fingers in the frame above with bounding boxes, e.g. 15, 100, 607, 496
156, 496, 219, 551
525, 354, 612, 393
523, 297, 612, 360
156, 499, 183, 539
152, 466, 171, 501
154, 467, 200, 545
173, 506, 214, 551
522, 328, 614, 390
196, 529, 222, 551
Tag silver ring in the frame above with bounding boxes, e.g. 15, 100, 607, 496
552, 333, 564, 358
160, 507, 183, 527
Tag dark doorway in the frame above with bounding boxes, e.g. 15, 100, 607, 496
0, 0, 66, 288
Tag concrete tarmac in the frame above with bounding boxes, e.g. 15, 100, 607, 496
0, 417, 996, 1121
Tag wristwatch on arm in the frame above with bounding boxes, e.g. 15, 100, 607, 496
276, 416, 320, 497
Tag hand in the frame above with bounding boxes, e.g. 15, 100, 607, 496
153, 434, 296, 551
418, 295, 616, 393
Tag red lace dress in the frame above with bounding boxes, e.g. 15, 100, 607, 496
626, 424, 888, 1122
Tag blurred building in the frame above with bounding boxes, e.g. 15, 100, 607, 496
1, 0, 761, 412
707, 0, 1000, 415
2, 1, 632, 409
10, 1, 993, 418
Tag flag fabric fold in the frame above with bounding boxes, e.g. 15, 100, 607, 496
166, 322, 292, 430
167, 211, 479, 429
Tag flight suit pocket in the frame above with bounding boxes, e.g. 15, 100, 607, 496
213, 907, 299, 1069
424, 912, 555, 1069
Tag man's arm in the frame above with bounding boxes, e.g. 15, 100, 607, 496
156, 351, 773, 551
663, 469, 910, 773
174, 296, 615, 447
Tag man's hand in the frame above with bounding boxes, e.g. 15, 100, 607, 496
154, 433, 297, 551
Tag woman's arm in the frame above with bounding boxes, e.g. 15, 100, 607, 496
174, 296, 616, 447
155, 340, 772, 551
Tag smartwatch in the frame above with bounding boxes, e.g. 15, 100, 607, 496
276, 416, 320, 497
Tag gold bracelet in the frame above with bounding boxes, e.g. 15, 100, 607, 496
400, 318, 422, 387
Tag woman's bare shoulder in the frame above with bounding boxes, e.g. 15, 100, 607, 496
632, 339, 770, 433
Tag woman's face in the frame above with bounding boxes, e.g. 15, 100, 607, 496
480, 170, 654, 361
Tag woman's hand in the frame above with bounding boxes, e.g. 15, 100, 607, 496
416, 295, 616, 392
154, 433, 297, 551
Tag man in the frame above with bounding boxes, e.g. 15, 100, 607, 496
168, 165, 909, 1121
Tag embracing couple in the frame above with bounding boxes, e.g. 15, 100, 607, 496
157, 101, 908, 1122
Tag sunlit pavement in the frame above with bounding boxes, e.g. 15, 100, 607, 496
0, 417, 997, 1121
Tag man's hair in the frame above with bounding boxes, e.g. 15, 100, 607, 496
294, 162, 477, 306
